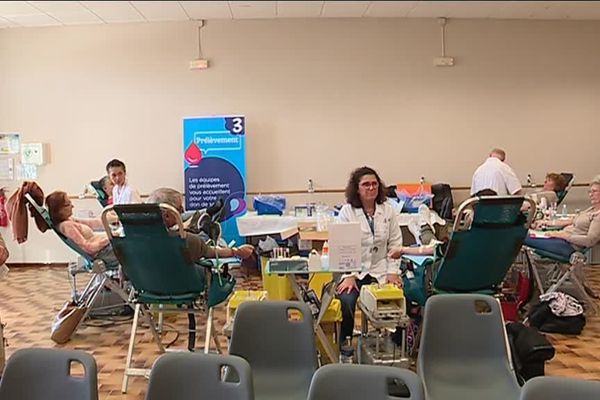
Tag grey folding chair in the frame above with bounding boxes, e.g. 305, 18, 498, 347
521, 376, 600, 400
229, 301, 318, 400
0, 348, 98, 400
307, 364, 424, 400
146, 353, 253, 400
417, 294, 520, 400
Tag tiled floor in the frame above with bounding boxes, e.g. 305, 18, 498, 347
1, 265, 599, 399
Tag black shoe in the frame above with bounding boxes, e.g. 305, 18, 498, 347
185, 211, 203, 234
197, 213, 212, 235
206, 198, 224, 220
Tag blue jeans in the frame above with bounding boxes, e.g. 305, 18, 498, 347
338, 274, 378, 343
524, 237, 576, 259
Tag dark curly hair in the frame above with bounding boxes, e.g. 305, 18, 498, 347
345, 166, 387, 208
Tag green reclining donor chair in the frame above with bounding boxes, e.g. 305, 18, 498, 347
403, 195, 535, 306
24, 193, 129, 343
101, 203, 235, 393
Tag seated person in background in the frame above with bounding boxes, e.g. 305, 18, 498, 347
544, 173, 567, 194
525, 175, 600, 258
337, 167, 409, 345
106, 159, 141, 204
46, 191, 118, 267
530, 173, 567, 206
90, 175, 114, 206
99, 175, 114, 205
470, 148, 522, 196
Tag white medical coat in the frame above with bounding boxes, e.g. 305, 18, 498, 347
337, 202, 403, 283
112, 181, 142, 205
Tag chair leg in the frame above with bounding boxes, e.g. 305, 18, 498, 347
568, 271, 599, 315
103, 277, 130, 304
140, 306, 165, 352
212, 316, 222, 354
157, 304, 164, 335
204, 306, 214, 354
72, 274, 107, 335
122, 303, 141, 393
188, 310, 197, 351
546, 264, 573, 295
526, 251, 545, 295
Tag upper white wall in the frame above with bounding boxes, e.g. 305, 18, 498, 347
0, 18, 599, 261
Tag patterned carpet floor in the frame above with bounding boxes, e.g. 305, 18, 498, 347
1, 265, 599, 399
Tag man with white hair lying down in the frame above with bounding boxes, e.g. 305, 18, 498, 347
146, 188, 254, 262
471, 148, 522, 196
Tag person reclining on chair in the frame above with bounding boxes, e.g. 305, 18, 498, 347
45, 191, 119, 267
145, 188, 254, 262
90, 175, 114, 206
525, 175, 600, 259
46, 189, 254, 269
529, 173, 567, 206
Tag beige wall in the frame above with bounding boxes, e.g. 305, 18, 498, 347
1, 18, 599, 262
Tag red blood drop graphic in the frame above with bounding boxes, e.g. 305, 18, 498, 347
185, 142, 202, 165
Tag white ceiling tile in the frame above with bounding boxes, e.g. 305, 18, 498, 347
230, 1, 276, 19
0, 16, 18, 27
365, 1, 417, 18
52, 10, 103, 25
276, 1, 323, 18
2, 0, 600, 26
405, 1, 495, 18
28, 1, 87, 14
29, 1, 103, 25
5, 13, 61, 26
445, 2, 511, 19
80, 1, 144, 23
179, 1, 232, 19
321, 1, 370, 17
405, 3, 452, 18
0, 1, 39, 16
131, 1, 188, 21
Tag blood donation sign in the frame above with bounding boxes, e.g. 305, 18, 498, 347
183, 115, 246, 244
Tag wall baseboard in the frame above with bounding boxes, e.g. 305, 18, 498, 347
6, 263, 68, 269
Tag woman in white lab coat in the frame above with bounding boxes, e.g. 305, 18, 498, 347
337, 166, 403, 345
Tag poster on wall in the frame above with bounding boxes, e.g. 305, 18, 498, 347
183, 115, 246, 245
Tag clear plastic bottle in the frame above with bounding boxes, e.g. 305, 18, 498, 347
321, 241, 330, 271
339, 336, 354, 363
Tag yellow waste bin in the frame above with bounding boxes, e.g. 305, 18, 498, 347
309, 272, 334, 299
318, 298, 343, 363
226, 290, 268, 323
224, 290, 268, 337
261, 256, 294, 300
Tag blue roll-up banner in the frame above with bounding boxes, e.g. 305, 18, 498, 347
183, 115, 246, 245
